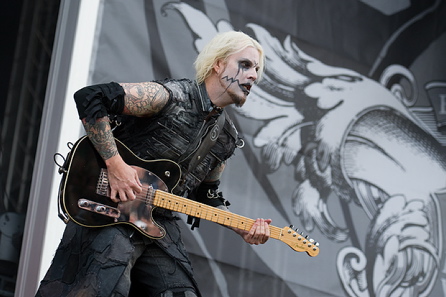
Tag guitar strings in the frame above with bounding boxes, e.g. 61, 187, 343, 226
111, 184, 282, 235
100, 176, 304, 242
106, 185, 316, 251
88, 152, 317, 254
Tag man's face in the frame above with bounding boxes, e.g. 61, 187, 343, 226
217, 46, 260, 107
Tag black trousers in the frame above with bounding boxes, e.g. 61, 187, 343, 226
35, 220, 199, 297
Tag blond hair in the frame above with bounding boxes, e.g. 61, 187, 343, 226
194, 31, 265, 84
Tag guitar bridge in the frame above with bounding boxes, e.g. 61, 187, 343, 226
96, 169, 110, 196
78, 198, 120, 220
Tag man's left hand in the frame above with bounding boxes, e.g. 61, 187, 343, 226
236, 218, 271, 245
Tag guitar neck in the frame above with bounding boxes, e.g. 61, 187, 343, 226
153, 190, 282, 240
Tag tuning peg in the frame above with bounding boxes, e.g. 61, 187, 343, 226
289, 224, 294, 228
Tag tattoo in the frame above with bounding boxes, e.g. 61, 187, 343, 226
120, 82, 168, 116
83, 117, 118, 160
204, 161, 226, 182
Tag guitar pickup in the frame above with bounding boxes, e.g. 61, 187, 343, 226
78, 198, 120, 220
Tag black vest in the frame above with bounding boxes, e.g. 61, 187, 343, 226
113, 79, 241, 196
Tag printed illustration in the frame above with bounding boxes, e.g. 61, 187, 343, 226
160, 1, 446, 296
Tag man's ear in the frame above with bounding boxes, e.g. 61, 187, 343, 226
213, 59, 225, 75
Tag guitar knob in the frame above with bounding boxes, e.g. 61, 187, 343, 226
96, 206, 106, 213
79, 200, 89, 207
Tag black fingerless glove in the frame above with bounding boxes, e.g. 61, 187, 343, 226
74, 82, 125, 124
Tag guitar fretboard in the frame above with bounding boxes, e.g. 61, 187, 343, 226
153, 190, 283, 240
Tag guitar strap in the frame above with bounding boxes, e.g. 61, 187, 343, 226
176, 82, 227, 176
182, 110, 225, 229
184, 109, 226, 173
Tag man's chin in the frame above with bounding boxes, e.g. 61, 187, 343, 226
231, 94, 246, 107
233, 99, 245, 108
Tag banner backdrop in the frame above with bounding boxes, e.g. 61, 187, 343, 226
86, 0, 446, 296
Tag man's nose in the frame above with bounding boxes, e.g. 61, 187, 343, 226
248, 68, 258, 82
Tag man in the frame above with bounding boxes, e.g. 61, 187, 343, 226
36, 31, 271, 297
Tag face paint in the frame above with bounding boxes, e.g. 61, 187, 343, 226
218, 47, 260, 107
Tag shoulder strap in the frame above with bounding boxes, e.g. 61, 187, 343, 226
186, 110, 226, 172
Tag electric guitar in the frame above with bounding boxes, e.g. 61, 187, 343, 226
57, 136, 320, 257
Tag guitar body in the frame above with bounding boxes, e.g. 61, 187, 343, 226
59, 136, 182, 239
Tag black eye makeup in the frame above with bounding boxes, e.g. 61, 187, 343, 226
238, 59, 255, 71
238, 60, 259, 77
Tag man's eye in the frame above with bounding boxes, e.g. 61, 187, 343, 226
240, 61, 250, 69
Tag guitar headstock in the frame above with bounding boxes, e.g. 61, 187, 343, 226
279, 226, 320, 257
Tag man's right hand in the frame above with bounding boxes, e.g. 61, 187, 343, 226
105, 154, 142, 202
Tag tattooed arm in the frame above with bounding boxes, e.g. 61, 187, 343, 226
120, 82, 169, 116
80, 82, 169, 202
203, 161, 226, 183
